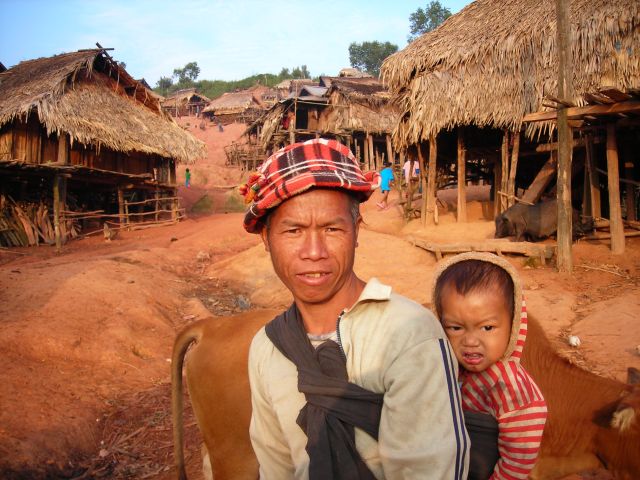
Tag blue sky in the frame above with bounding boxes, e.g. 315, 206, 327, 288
0, 0, 470, 86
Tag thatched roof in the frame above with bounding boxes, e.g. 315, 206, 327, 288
0, 49, 205, 163
321, 77, 399, 134
203, 91, 261, 115
161, 88, 211, 109
382, 0, 640, 146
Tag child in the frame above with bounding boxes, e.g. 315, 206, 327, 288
185, 168, 191, 188
377, 161, 394, 209
432, 252, 547, 480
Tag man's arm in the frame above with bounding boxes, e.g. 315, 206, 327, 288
378, 337, 469, 479
248, 335, 295, 478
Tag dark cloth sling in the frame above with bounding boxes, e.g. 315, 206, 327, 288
464, 410, 500, 480
265, 304, 384, 480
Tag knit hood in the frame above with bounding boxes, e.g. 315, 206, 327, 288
431, 252, 526, 364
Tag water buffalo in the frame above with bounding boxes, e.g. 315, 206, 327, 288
172, 310, 640, 480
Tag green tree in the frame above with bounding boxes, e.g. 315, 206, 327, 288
408, 1, 452, 42
156, 76, 173, 96
348, 41, 398, 77
291, 65, 310, 79
173, 61, 201, 83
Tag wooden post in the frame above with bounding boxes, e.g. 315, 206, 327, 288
457, 127, 467, 222
363, 136, 370, 170
426, 134, 438, 225
507, 130, 520, 207
57, 133, 69, 164
118, 187, 125, 227
418, 144, 427, 225
398, 149, 405, 206
406, 157, 415, 222
368, 134, 375, 171
386, 134, 394, 166
606, 124, 625, 254
500, 131, 510, 213
556, 0, 574, 272
53, 175, 63, 251
154, 189, 160, 222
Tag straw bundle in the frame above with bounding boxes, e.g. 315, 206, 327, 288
381, 0, 640, 147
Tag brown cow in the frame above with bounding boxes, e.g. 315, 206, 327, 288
172, 310, 640, 480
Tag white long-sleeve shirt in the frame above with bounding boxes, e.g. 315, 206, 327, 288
248, 278, 469, 479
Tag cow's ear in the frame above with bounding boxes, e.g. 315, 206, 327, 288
628, 367, 640, 386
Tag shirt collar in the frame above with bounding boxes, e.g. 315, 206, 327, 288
346, 277, 392, 313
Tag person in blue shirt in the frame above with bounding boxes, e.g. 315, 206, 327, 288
377, 161, 394, 210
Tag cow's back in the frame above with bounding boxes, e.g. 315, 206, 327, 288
183, 309, 279, 479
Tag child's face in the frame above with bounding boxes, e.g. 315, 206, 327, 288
440, 285, 512, 373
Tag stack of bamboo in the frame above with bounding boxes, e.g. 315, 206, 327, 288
0, 195, 77, 247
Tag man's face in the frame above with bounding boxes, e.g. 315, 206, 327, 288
261, 189, 360, 308
440, 285, 512, 373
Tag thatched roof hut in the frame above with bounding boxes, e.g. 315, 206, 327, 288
382, 0, 640, 146
0, 49, 205, 164
202, 89, 264, 124
320, 77, 399, 135
0, 48, 205, 248
161, 88, 211, 117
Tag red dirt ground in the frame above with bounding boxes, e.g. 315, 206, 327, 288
1, 119, 639, 479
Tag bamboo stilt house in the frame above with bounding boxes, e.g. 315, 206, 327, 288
202, 87, 267, 125
161, 88, 211, 117
247, 75, 400, 172
0, 48, 205, 248
381, 0, 640, 254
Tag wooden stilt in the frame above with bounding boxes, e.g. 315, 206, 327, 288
507, 130, 520, 208
386, 134, 394, 166
500, 131, 510, 213
53, 175, 62, 251
457, 127, 467, 222
606, 124, 625, 254
397, 149, 405, 207
418, 144, 427, 225
556, 0, 574, 272
368, 134, 375, 171
154, 189, 160, 222
426, 134, 438, 225
406, 157, 415, 222
364, 136, 370, 170
624, 151, 636, 221
118, 188, 125, 227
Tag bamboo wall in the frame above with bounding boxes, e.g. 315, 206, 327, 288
0, 115, 174, 184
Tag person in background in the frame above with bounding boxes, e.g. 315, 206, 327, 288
377, 161, 394, 210
185, 168, 191, 188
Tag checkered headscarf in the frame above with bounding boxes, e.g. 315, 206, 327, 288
240, 138, 380, 233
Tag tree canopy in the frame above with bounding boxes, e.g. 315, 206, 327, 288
154, 63, 316, 100
408, 1, 452, 42
348, 41, 398, 78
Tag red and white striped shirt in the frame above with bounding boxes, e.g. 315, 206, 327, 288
460, 301, 547, 480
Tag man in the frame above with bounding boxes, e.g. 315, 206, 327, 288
240, 138, 469, 479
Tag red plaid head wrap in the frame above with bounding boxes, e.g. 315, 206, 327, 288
240, 138, 380, 233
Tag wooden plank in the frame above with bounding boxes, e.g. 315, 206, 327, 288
521, 153, 557, 204
598, 88, 633, 103
57, 133, 69, 165
412, 238, 556, 261
426, 135, 437, 225
523, 100, 640, 122
585, 134, 601, 218
606, 124, 625, 254
457, 127, 467, 222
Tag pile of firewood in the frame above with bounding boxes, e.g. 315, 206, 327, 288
0, 195, 78, 247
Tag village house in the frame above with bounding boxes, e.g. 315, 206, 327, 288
381, 0, 639, 259
0, 48, 205, 248
161, 87, 211, 117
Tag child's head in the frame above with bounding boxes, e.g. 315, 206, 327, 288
434, 259, 514, 373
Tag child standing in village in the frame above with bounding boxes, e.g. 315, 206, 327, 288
377, 161, 394, 209
432, 252, 547, 480
185, 168, 191, 188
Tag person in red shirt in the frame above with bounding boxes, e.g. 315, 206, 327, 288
433, 252, 547, 480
